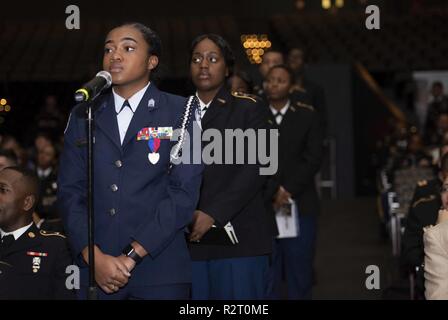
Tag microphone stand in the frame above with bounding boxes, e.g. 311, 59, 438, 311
86, 98, 97, 300
74, 73, 111, 300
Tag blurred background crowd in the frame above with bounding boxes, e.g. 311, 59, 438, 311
1, 0, 448, 299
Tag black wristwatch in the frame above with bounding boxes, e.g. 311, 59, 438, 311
122, 244, 143, 265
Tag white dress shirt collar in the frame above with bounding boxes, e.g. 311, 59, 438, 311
196, 93, 213, 113
269, 100, 290, 116
113, 82, 150, 114
0, 222, 33, 240
195, 93, 213, 129
270, 100, 291, 125
37, 167, 52, 179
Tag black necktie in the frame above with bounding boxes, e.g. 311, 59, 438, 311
195, 100, 207, 122
201, 106, 208, 119
118, 100, 133, 114
0, 235, 14, 250
273, 111, 283, 124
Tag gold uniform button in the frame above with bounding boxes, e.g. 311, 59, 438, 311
28, 232, 35, 238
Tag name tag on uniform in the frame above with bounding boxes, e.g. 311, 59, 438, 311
137, 127, 173, 140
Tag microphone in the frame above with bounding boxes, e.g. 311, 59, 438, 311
74, 71, 112, 102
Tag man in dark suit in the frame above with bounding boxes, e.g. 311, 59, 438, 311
264, 65, 324, 299
187, 34, 276, 300
58, 23, 202, 299
0, 166, 74, 299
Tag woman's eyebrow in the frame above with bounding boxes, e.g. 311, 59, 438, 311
193, 51, 219, 55
121, 37, 138, 43
105, 37, 138, 45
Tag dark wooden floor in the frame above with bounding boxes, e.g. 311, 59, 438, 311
312, 197, 409, 299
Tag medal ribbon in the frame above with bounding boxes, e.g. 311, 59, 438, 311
148, 137, 161, 153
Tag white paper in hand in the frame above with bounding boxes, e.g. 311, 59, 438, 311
275, 198, 299, 239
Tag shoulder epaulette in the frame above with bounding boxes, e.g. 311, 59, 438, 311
412, 195, 437, 208
296, 101, 314, 111
40, 230, 66, 239
231, 92, 257, 103
417, 180, 428, 187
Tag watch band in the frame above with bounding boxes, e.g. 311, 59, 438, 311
122, 244, 143, 265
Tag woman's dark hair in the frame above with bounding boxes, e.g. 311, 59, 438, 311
263, 48, 285, 61
227, 70, 253, 94
189, 34, 235, 78
115, 22, 162, 80
267, 64, 296, 85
